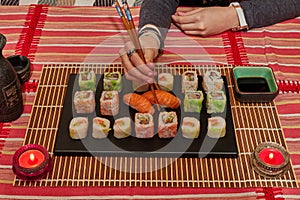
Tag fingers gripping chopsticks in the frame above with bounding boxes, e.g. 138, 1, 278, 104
114, 0, 160, 110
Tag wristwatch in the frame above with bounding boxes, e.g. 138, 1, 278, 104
230, 2, 249, 31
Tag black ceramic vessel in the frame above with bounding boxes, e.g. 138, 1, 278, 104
0, 33, 23, 122
7, 55, 31, 84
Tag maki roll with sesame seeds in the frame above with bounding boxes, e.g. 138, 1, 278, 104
182, 71, 198, 93
158, 111, 178, 138
100, 91, 119, 116
135, 113, 154, 138
73, 90, 95, 114
202, 70, 223, 92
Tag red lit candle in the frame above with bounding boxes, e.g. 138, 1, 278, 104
258, 148, 285, 166
252, 142, 290, 178
18, 149, 45, 168
12, 144, 52, 180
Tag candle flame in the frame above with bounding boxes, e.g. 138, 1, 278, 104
269, 152, 274, 160
29, 153, 35, 161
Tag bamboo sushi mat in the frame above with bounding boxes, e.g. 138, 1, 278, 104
14, 63, 298, 188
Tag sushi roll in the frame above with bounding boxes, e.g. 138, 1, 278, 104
184, 90, 204, 113
79, 70, 96, 91
132, 80, 149, 92
158, 111, 178, 138
206, 91, 226, 113
73, 90, 95, 114
182, 71, 198, 93
113, 117, 131, 139
202, 70, 224, 92
69, 117, 88, 140
158, 73, 174, 91
100, 91, 119, 116
135, 113, 154, 138
207, 116, 226, 138
92, 117, 111, 139
181, 117, 200, 139
103, 71, 122, 92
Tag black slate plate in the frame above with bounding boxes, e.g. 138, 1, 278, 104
53, 74, 238, 158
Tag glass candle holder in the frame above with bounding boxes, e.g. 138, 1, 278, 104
251, 142, 290, 178
12, 144, 52, 181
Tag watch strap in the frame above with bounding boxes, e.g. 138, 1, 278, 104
230, 2, 249, 31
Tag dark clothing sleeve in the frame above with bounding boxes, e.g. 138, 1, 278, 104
139, 0, 179, 39
139, 0, 300, 38
240, 0, 300, 29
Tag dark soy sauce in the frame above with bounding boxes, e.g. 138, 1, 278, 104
237, 77, 270, 92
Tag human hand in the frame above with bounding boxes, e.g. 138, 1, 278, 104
119, 35, 160, 84
172, 6, 239, 37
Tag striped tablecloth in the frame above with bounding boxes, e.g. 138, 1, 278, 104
0, 5, 299, 199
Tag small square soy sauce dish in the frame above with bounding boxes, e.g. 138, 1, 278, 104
232, 66, 279, 102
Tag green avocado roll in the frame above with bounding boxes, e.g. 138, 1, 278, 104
184, 90, 204, 113
206, 91, 226, 113
103, 71, 122, 92
79, 70, 96, 91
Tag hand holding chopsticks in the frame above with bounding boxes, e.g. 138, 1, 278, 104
115, 0, 161, 110
115, 0, 160, 82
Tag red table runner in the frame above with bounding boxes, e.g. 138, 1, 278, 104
0, 5, 300, 199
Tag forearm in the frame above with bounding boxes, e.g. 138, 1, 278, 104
139, 0, 179, 39
240, 0, 300, 29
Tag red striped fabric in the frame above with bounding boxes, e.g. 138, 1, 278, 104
0, 5, 300, 199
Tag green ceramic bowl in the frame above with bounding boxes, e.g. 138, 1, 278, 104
232, 66, 279, 102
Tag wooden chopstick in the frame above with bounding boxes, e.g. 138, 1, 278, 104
115, 0, 161, 111
114, 1, 130, 33
122, 1, 146, 62
114, 0, 143, 62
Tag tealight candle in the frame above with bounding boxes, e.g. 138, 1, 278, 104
19, 149, 45, 168
13, 144, 52, 180
251, 142, 290, 178
258, 148, 284, 166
